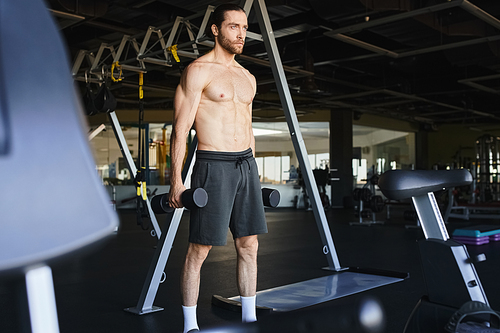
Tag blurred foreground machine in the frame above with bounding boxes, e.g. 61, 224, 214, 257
0, 1, 119, 332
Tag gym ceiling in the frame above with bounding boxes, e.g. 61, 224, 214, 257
47, 0, 500, 128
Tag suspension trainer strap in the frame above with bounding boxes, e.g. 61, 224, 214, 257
135, 72, 148, 228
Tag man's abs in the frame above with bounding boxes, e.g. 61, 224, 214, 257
195, 122, 252, 152
194, 101, 253, 152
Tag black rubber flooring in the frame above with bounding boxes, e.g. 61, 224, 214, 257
1, 206, 500, 332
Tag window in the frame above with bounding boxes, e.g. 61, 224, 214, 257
353, 159, 367, 184
255, 155, 291, 184
354, 125, 415, 178
309, 153, 329, 170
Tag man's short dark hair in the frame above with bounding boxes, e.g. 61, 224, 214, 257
205, 4, 246, 40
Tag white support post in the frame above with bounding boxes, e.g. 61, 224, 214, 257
25, 265, 60, 333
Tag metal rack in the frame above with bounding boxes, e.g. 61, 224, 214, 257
475, 134, 500, 203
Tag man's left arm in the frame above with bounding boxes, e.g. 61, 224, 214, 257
250, 74, 257, 157
250, 121, 256, 157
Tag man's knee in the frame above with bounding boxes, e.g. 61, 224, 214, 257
186, 243, 212, 264
235, 235, 258, 258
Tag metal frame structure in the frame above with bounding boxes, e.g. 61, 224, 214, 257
122, 0, 410, 315
71, 5, 263, 83
251, 0, 341, 270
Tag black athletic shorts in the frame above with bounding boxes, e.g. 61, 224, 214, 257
189, 148, 268, 246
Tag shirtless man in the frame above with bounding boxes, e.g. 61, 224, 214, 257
169, 4, 268, 333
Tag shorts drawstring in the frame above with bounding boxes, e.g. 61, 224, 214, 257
236, 156, 251, 173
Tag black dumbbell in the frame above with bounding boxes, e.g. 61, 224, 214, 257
262, 188, 280, 208
151, 188, 208, 214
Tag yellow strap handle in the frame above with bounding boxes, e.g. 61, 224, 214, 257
136, 180, 147, 200
135, 167, 147, 200
136, 168, 142, 197
139, 72, 143, 100
111, 62, 123, 82
141, 182, 147, 200
167, 45, 180, 63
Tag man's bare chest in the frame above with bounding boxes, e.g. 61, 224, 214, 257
203, 68, 254, 104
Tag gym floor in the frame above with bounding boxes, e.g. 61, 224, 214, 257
1, 206, 500, 333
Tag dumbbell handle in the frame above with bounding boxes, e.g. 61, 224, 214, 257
151, 188, 208, 214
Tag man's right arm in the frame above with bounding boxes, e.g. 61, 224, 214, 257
169, 63, 207, 208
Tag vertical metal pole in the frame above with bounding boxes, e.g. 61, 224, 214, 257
253, 0, 342, 271
145, 123, 150, 185
108, 111, 162, 238
124, 137, 198, 315
413, 193, 449, 240
242, 0, 254, 14
25, 265, 60, 333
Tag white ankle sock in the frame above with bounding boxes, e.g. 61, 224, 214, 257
182, 305, 199, 333
241, 295, 257, 323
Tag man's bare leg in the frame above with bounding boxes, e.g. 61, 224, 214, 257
235, 235, 259, 322
181, 243, 212, 333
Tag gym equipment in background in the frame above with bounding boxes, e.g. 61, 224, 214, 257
378, 169, 499, 333
0, 1, 118, 332
351, 168, 385, 226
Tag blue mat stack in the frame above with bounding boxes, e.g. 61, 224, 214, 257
452, 225, 500, 245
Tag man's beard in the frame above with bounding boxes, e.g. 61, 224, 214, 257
218, 32, 243, 55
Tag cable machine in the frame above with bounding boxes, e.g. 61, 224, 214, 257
475, 134, 500, 203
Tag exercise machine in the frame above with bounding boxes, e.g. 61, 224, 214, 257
378, 169, 499, 332
351, 169, 385, 226
0, 1, 118, 332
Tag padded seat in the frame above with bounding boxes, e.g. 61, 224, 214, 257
378, 169, 472, 201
